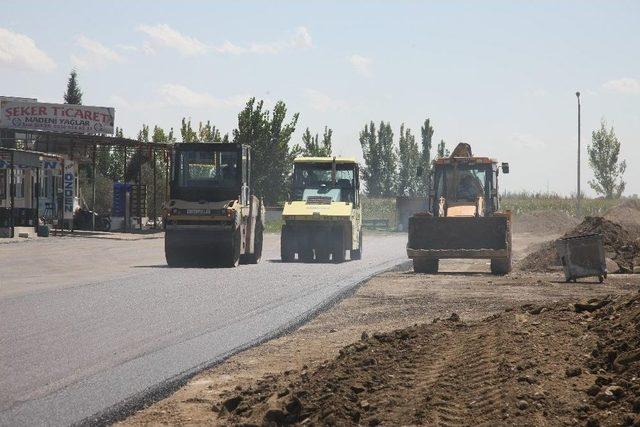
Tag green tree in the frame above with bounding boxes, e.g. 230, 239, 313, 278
86, 125, 176, 215
197, 120, 226, 142
137, 124, 150, 143
397, 124, 420, 197
588, 120, 626, 198
95, 126, 125, 181
152, 125, 175, 144
436, 140, 449, 158
147, 126, 174, 216
180, 118, 197, 142
419, 118, 434, 195
360, 121, 383, 196
64, 70, 83, 104
233, 98, 299, 204
296, 126, 332, 157
378, 121, 397, 197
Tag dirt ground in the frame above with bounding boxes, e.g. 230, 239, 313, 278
120, 224, 640, 426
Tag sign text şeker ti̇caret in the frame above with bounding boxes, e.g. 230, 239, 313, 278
1, 101, 115, 135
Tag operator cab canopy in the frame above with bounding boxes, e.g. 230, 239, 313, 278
171, 143, 249, 203
428, 142, 508, 217
291, 157, 359, 204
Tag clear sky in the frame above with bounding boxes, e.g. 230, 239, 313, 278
1, 0, 638, 195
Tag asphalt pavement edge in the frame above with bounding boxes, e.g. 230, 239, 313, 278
77, 260, 412, 427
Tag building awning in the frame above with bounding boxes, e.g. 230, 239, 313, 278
1, 128, 172, 148
0, 147, 63, 169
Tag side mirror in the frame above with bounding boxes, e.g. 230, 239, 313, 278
416, 166, 424, 177
501, 162, 509, 174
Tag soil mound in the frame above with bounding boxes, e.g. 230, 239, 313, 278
215, 294, 640, 426
518, 216, 639, 273
513, 210, 579, 235
604, 199, 640, 239
585, 293, 640, 423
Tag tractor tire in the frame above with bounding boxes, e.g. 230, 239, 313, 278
490, 257, 512, 275
351, 230, 363, 260
280, 226, 294, 262
491, 225, 514, 275
413, 258, 439, 274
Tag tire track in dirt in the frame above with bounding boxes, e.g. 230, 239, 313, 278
424, 321, 506, 426
389, 330, 457, 425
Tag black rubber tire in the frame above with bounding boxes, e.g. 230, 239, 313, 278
222, 227, 241, 268
413, 258, 438, 273
299, 247, 314, 263
351, 230, 363, 260
242, 222, 263, 264
333, 230, 346, 263
316, 248, 331, 263
165, 236, 190, 267
490, 257, 512, 275
491, 228, 514, 275
280, 226, 294, 262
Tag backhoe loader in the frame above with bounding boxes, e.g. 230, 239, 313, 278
407, 143, 511, 274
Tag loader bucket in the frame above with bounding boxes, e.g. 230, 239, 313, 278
407, 215, 510, 259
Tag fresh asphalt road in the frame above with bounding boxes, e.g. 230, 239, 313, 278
0, 232, 407, 426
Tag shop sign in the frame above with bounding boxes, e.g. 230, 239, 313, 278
63, 160, 76, 219
1, 101, 115, 135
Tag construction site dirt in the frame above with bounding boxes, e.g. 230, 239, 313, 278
121, 212, 640, 426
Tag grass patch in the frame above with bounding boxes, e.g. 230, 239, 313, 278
264, 219, 283, 234
362, 197, 396, 223
501, 192, 619, 217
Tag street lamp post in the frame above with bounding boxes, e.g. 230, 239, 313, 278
576, 91, 581, 217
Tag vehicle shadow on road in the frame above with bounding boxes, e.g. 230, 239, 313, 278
132, 264, 170, 268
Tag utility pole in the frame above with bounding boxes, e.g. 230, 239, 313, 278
576, 91, 581, 218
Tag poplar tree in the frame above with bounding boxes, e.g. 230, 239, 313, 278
297, 126, 332, 157
360, 121, 383, 196
436, 140, 449, 158
397, 124, 420, 197
378, 121, 397, 197
419, 118, 434, 195
180, 118, 197, 142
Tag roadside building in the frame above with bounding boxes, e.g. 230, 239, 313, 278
0, 97, 171, 237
